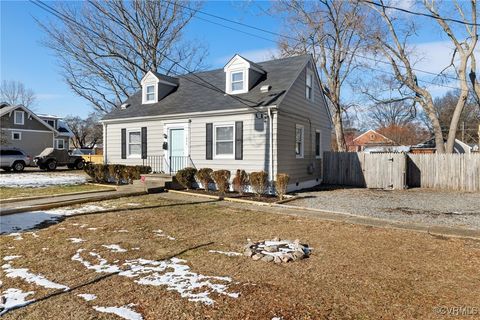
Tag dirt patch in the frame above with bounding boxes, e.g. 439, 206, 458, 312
1, 194, 479, 319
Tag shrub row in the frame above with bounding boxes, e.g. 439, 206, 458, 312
84, 163, 151, 185
175, 167, 289, 198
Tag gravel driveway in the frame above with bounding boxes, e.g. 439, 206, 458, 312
290, 186, 480, 230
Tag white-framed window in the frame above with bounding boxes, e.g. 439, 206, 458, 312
128, 130, 141, 157
315, 130, 321, 159
295, 124, 304, 158
231, 71, 244, 92
55, 139, 65, 149
306, 71, 313, 100
12, 131, 22, 140
145, 84, 155, 102
14, 110, 24, 125
214, 123, 235, 159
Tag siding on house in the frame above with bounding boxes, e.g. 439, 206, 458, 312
276, 61, 332, 187
1, 128, 54, 156
104, 111, 273, 174
1, 112, 52, 131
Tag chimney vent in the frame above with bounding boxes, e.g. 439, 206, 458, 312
260, 85, 271, 93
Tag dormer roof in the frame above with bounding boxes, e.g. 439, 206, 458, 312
223, 54, 266, 74
141, 70, 179, 87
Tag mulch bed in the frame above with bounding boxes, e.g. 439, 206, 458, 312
182, 189, 280, 203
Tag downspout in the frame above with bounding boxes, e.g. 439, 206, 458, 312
268, 106, 274, 186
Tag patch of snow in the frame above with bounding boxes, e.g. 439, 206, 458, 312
272, 317, 283, 320
153, 229, 176, 241
115, 229, 129, 233
77, 293, 97, 301
87, 227, 98, 231
126, 203, 141, 206
2, 264, 69, 290
208, 250, 242, 257
0, 288, 35, 316
42, 248, 48, 251
29, 232, 39, 238
68, 238, 85, 244
93, 304, 142, 320
0, 173, 86, 188
7, 233, 23, 240
49, 204, 109, 216
102, 244, 127, 253
131, 247, 140, 251
71, 249, 120, 273
3, 256, 21, 261
72, 250, 239, 305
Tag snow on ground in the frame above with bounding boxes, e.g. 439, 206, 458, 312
72, 249, 239, 305
3, 255, 22, 261
153, 229, 176, 241
0, 173, 87, 188
7, 233, 23, 240
68, 238, 86, 244
102, 244, 127, 253
2, 263, 69, 290
208, 250, 242, 257
77, 293, 97, 301
93, 304, 143, 320
0, 205, 110, 235
0, 288, 35, 316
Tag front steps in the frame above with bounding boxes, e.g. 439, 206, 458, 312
140, 174, 183, 193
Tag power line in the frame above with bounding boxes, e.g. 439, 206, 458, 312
30, 0, 262, 111
360, 0, 480, 27
165, 0, 468, 84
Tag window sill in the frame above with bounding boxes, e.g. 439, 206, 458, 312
127, 155, 141, 159
214, 155, 235, 160
296, 155, 304, 159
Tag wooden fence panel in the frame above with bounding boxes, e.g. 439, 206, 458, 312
324, 152, 479, 191
407, 153, 480, 192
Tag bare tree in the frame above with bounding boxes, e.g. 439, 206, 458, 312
369, 101, 416, 128
65, 113, 103, 149
367, 0, 478, 153
274, 0, 373, 151
422, 0, 478, 152
39, 0, 207, 113
0, 80, 36, 108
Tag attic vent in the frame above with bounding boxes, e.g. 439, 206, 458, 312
260, 85, 271, 93
120, 103, 130, 110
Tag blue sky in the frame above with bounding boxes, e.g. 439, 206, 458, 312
1, 1, 476, 118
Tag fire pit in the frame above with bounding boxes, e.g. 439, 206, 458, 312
243, 238, 311, 263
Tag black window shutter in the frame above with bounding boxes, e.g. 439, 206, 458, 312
121, 128, 126, 159
206, 123, 213, 160
141, 127, 147, 159
235, 121, 243, 160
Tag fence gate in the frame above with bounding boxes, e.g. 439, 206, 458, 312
363, 153, 407, 189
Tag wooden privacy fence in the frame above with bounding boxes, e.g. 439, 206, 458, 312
323, 152, 480, 192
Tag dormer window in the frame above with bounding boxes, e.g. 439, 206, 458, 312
224, 54, 266, 95
231, 71, 244, 92
145, 85, 155, 102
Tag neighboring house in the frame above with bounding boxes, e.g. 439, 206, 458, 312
102, 54, 332, 191
0, 103, 73, 157
411, 138, 473, 154
347, 129, 397, 152
37, 114, 73, 150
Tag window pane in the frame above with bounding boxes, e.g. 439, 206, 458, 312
15, 112, 23, 123
306, 74, 312, 86
129, 132, 141, 144
216, 141, 233, 155
232, 72, 243, 82
315, 132, 320, 156
232, 81, 243, 91
216, 126, 233, 140
129, 144, 141, 155
146, 93, 155, 101
296, 128, 302, 142
146, 85, 154, 93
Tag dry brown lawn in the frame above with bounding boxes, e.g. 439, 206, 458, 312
1, 194, 479, 319
0, 184, 113, 200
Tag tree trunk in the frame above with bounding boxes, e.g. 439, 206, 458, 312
333, 110, 347, 152
423, 102, 445, 153
445, 91, 468, 152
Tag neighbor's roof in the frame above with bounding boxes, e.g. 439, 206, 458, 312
103, 54, 311, 121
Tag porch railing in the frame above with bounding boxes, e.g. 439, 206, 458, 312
143, 155, 195, 175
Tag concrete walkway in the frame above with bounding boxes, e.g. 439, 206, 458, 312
157, 192, 480, 240
0, 185, 146, 216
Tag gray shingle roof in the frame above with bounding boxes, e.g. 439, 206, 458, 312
103, 54, 309, 120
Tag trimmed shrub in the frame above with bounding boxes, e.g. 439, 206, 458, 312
211, 170, 231, 195
195, 168, 213, 191
83, 164, 151, 184
275, 173, 290, 200
232, 169, 249, 195
176, 167, 198, 190
249, 171, 268, 197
